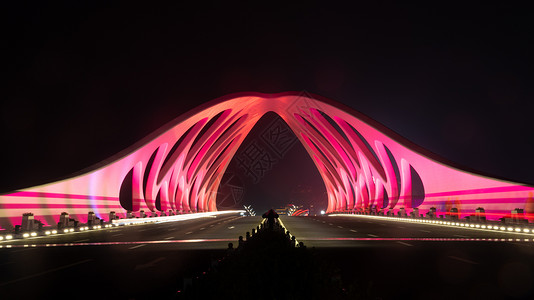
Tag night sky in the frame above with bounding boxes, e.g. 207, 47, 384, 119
2, 2, 534, 208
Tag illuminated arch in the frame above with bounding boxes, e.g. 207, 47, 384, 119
1, 92, 533, 228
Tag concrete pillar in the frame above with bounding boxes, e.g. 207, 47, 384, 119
427, 207, 437, 218
87, 212, 96, 225
449, 208, 459, 220
126, 211, 133, 218
511, 208, 525, 223
398, 207, 406, 217
21, 213, 35, 231
59, 212, 70, 228
475, 207, 486, 221
140, 210, 146, 218
109, 211, 117, 221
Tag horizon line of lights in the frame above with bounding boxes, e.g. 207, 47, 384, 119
328, 214, 534, 236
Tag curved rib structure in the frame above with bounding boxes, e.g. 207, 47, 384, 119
1, 92, 533, 229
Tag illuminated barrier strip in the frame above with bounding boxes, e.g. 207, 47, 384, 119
277, 217, 300, 246
329, 214, 534, 236
112, 210, 245, 226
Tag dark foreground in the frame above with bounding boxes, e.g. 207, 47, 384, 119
176, 222, 373, 300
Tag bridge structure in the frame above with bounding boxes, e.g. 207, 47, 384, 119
1, 92, 533, 230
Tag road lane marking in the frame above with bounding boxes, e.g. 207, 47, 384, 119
396, 241, 413, 247
228, 226, 235, 229
337, 226, 343, 228
328, 223, 333, 225
129, 244, 147, 250
210, 225, 214, 227
73, 239, 89, 243
0, 259, 93, 287
138, 229, 148, 232
185, 232, 193, 235
397, 226, 405, 229
111, 233, 123, 237
454, 234, 468, 238
350, 229, 358, 233
322, 221, 326, 223
164, 236, 174, 240
200, 228, 205, 230
419, 230, 431, 233
367, 234, 379, 237
448, 256, 478, 265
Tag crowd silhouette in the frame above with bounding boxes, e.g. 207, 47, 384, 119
175, 212, 379, 299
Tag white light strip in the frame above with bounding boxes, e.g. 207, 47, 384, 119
328, 214, 534, 236
278, 218, 300, 246
112, 210, 245, 226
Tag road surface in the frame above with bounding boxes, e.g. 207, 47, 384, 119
0, 213, 261, 299
2, 214, 534, 299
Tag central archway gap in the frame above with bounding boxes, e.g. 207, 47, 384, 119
217, 112, 327, 215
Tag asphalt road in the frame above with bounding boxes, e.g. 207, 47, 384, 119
0, 213, 261, 299
283, 215, 534, 246
282, 215, 534, 300
2, 214, 534, 299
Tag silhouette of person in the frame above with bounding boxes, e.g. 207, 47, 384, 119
226, 242, 235, 256
262, 209, 279, 229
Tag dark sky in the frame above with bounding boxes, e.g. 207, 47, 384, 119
2, 2, 534, 196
